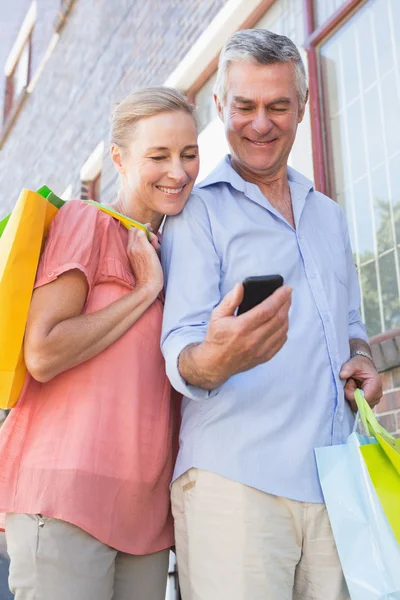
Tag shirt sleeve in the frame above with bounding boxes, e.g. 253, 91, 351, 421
161, 192, 222, 401
340, 209, 369, 343
35, 200, 103, 293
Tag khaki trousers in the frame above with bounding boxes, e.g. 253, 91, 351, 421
171, 468, 350, 600
5, 513, 169, 600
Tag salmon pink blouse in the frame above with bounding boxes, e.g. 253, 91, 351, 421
0, 200, 179, 554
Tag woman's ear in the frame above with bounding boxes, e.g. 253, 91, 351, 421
110, 144, 125, 174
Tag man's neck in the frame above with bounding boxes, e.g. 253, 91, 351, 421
231, 158, 295, 227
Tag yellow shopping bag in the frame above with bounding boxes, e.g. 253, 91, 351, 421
354, 389, 400, 544
0, 186, 148, 409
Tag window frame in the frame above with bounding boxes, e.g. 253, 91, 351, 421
81, 173, 101, 203
303, 0, 367, 195
54, 0, 75, 33
304, 0, 400, 343
80, 142, 104, 203
3, 29, 33, 126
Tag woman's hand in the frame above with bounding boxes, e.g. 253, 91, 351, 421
127, 226, 163, 296
25, 225, 164, 383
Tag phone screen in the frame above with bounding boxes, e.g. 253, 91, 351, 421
237, 275, 284, 315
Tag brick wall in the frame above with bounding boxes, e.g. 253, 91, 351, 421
376, 368, 400, 436
0, 0, 227, 216
371, 334, 400, 435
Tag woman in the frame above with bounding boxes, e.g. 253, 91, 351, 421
0, 87, 199, 600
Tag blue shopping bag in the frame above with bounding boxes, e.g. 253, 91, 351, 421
316, 431, 400, 600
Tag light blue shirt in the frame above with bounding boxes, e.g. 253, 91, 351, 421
161, 155, 368, 502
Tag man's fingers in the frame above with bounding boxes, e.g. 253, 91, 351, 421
343, 377, 357, 402
213, 284, 244, 319
238, 286, 292, 333
241, 285, 292, 326
361, 378, 382, 408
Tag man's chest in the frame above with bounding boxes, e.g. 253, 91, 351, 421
210, 202, 347, 301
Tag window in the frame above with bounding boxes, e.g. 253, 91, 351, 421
54, 0, 75, 32
195, 72, 217, 133
3, 1, 36, 123
316, 0, 400, 336
80, 142, 104, 203
314, 0, 346, 28
4, 35, 31, 122
81, 173, 101, 203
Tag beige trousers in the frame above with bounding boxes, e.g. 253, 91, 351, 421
171, 468, 350, 600
5, 513, 169, 600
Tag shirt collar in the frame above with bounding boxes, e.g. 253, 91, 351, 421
197, 154, 314, 196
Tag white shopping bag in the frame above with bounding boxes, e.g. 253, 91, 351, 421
316, 432, 400, 600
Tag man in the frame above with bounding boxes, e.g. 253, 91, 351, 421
161, 29, 382, 600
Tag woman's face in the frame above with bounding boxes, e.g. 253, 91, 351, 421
113, 110, 199, 219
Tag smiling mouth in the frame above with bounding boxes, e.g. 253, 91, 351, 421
247, 138, 277, 146
156, 185, 186, 195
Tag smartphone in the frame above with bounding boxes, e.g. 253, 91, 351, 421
237, 275, 284, 315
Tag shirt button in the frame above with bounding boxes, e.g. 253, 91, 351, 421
47, 271, 55, 277
310, 273, 317, 279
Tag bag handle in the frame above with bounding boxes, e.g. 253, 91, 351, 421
0, 187, 150, 240
40, 187, 151, 239
354, 388, 394, 441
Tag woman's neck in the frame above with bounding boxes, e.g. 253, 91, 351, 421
111, 192, 163, 233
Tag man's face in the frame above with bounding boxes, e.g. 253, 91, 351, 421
216, 61, 306, 179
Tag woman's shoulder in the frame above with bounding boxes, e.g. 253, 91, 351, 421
57, 199, 108, 222
51, 200, 113, 238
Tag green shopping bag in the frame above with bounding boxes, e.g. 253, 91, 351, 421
354, 389, 400, 544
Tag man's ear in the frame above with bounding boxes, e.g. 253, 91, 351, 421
214, 94, 224, 121
110, 144, 125, 174
298, 89, 309, 123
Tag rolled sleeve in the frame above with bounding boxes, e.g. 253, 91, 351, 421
163, 329, 220, 401
161, 192, 222, 401
35, 200, 102, 294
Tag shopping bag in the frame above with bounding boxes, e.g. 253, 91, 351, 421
0, 188, 58, 409
316, 424, 400, 599
354, 389, 400, 545
0, 187, 148, 409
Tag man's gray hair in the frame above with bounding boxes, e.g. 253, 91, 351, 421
214, 29, 308, 108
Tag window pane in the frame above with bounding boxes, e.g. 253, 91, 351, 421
371, 165, 393, 255
357, 8, 377, 90
195, 72, 217, 133
363, 85, 384, 170
13, 39, 30, 98
389, 153, 400, 245
320, 0, 400, 335
354, 177, 374, 263
346, 100, 367, 181
314, 0, 344, 29
380, 73, 400, 159
373, 0, 393, 76
328, 115, 349, 195
380, 251, 400, 331
360, 261, 381, 336
340, 29, 360, 106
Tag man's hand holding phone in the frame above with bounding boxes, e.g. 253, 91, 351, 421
178, 276, 292, 390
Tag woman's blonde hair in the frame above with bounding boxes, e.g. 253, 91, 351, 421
110, 86, 197, 150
